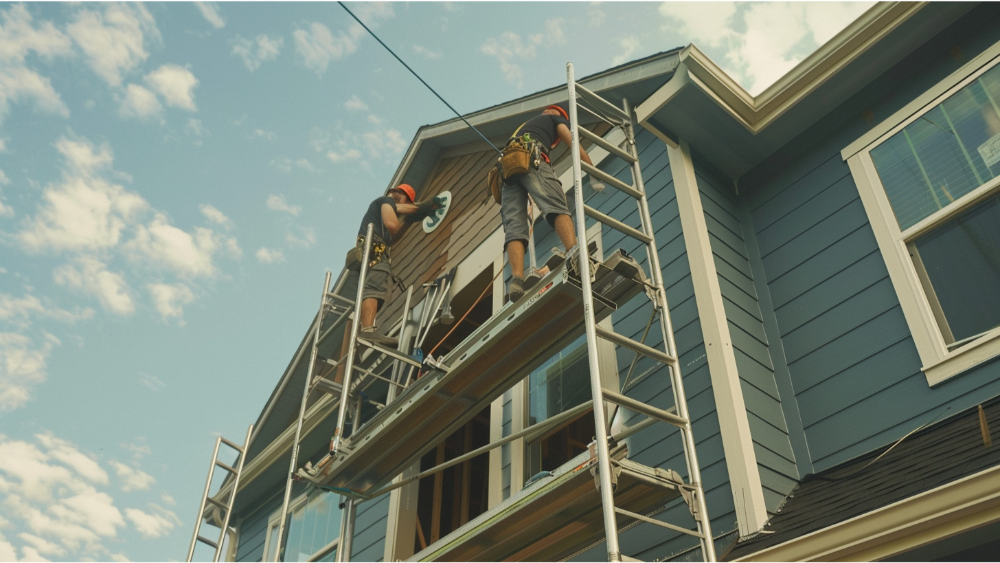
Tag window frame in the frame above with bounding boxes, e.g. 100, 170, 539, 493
844, 40, 1000, 386
262, 491, 341, 563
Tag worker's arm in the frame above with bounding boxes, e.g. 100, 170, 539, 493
556, 123, 593, 166
381, 203, 403, 237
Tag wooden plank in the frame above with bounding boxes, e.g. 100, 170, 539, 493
755, 175, 859, 257
768, 226, 879, 309
761, 199, 870, 281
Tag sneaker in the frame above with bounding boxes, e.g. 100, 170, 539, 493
508, 276, 525, 303
359, 327, 398, 347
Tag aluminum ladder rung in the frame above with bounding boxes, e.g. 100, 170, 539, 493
614, 507, 705, 538
583, 205, 652, 245
582, 162, 642, 199
595, 326, 676, 366
218, 437, 244, 452
196, 536, 219, 549
312, 376, 342, 396
205, 496, 229, 510
214, 460, 237, 474
356, 339, 423, 368
326, 291, 355, 306
575, 82, 630, 122
578, 126, 636, 164
603, 389, 688, 428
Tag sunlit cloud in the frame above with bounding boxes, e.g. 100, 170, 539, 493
232, 34, 283, 72
255, 247, 284, 264
266, 194, 301, 216
194, 2, 225, 29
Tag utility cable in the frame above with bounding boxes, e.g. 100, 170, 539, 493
338, 2, 502, 155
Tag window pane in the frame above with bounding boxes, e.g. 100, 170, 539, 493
281, 491, 342, 562
527, 334, 590, 425
913, 193, 1000, 343
266, 523, 280, 562
871, 64, 1000, 230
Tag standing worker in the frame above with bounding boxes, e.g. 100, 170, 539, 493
348, 184, 438, 346
500, 105, 593, 302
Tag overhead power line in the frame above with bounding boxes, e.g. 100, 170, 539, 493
338, 2, 502, 154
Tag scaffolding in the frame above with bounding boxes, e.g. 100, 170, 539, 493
196, 62, 715, 563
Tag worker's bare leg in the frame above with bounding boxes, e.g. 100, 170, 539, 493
554, 214, 577, 251
507, 240, 525, 279
360, 298, 378, 329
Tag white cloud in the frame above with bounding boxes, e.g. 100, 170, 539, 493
295, 159, 314, 173
344, 94, 368, 111
137, 372, 164, 392
327, 148, 362, 163
293, 5, 393, 75
255, 247, 284, 264
250, 128, 275, 141
613, 36, 641, 65
109, 462, 154, 492
118, 83, 162, 119
66, 3, 160, 87
588, 6, 606, 27
412, 44, 442, 59
0, 333, 58, 411
362, 127, 406, 156
0, 293, 94, 327
127, 215, 219, 278
480, 18, 564, 88
286, 228, 316, 248
18, 137, 147, 252
0, 433, 167, 559
184, 118, 205, 139
53, 257, 134, 316
144, 64, 198, 111
124, 505, 178, 539
147, 282, 194, 322
232, 34, 283, 71
658, 2, 874, 95
367, 114, 382, 124
199, 204, 232, 229
0, 5, 72, 125
194, 2, 225, 29
266, 194, 300, 216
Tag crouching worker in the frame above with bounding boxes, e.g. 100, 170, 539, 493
501, 105, 593, 302
348, 184, 440, 346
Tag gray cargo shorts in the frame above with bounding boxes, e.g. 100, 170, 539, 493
500, 160, 571, 249
362, 260, 392, 307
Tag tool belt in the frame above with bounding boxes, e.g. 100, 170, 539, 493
345, 234, 389, 271
487, 135, 545, 204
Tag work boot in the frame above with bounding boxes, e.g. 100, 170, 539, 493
508, 276, 525, 303
359, 326, 398, 347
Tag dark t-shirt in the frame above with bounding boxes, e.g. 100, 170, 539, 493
359, 196, 397, 241
514, 114, 570, 155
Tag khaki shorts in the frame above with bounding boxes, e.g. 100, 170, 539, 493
362, 261, 392, 307
500, 160, 571, 249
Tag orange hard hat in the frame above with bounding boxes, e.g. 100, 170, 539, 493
544, 105, 569, 120
390, 184, 416, 203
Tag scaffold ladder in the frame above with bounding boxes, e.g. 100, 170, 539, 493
274, 223, 443, 562
186, 424, 253, 562
566, 62, 716, 562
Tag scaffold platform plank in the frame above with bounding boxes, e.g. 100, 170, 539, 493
298, 249, 648, 496
410, 445, 686, 562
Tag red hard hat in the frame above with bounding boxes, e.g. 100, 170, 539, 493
390, 184, 416, 203
544, 105, 569, 120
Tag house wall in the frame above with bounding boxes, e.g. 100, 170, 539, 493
569, 128, 738, 560
691, 156, 800, 513
236, 488, 282, 562
738, 3, 1000, 473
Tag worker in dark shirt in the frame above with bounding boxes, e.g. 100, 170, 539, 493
352, 184, 422, 346
502, 105, 593, 302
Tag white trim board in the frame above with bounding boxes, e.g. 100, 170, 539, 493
669, 139, 769, 536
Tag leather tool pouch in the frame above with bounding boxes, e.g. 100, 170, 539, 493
500, 138, 532, 179
345, 235, 388, 271
487, 163, 502, 205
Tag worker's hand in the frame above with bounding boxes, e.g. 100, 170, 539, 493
432, 195, 447, 209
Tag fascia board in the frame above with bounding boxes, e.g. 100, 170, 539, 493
387, 52, 682, 192
732, 464, 1000, 562
644, 2, 928, 136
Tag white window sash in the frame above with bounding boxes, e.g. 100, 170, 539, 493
846, 44, 1000, 385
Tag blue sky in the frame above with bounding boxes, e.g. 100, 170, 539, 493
0, 2, 872, 560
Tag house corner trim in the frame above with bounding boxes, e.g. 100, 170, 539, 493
668, 139, 769, 536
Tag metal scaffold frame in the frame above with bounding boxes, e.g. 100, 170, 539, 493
186, 425, 253, 562
209, 64, 716, 563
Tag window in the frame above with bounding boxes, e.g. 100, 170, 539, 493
845, 41, 1000, 385
263, 489, 342, 562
